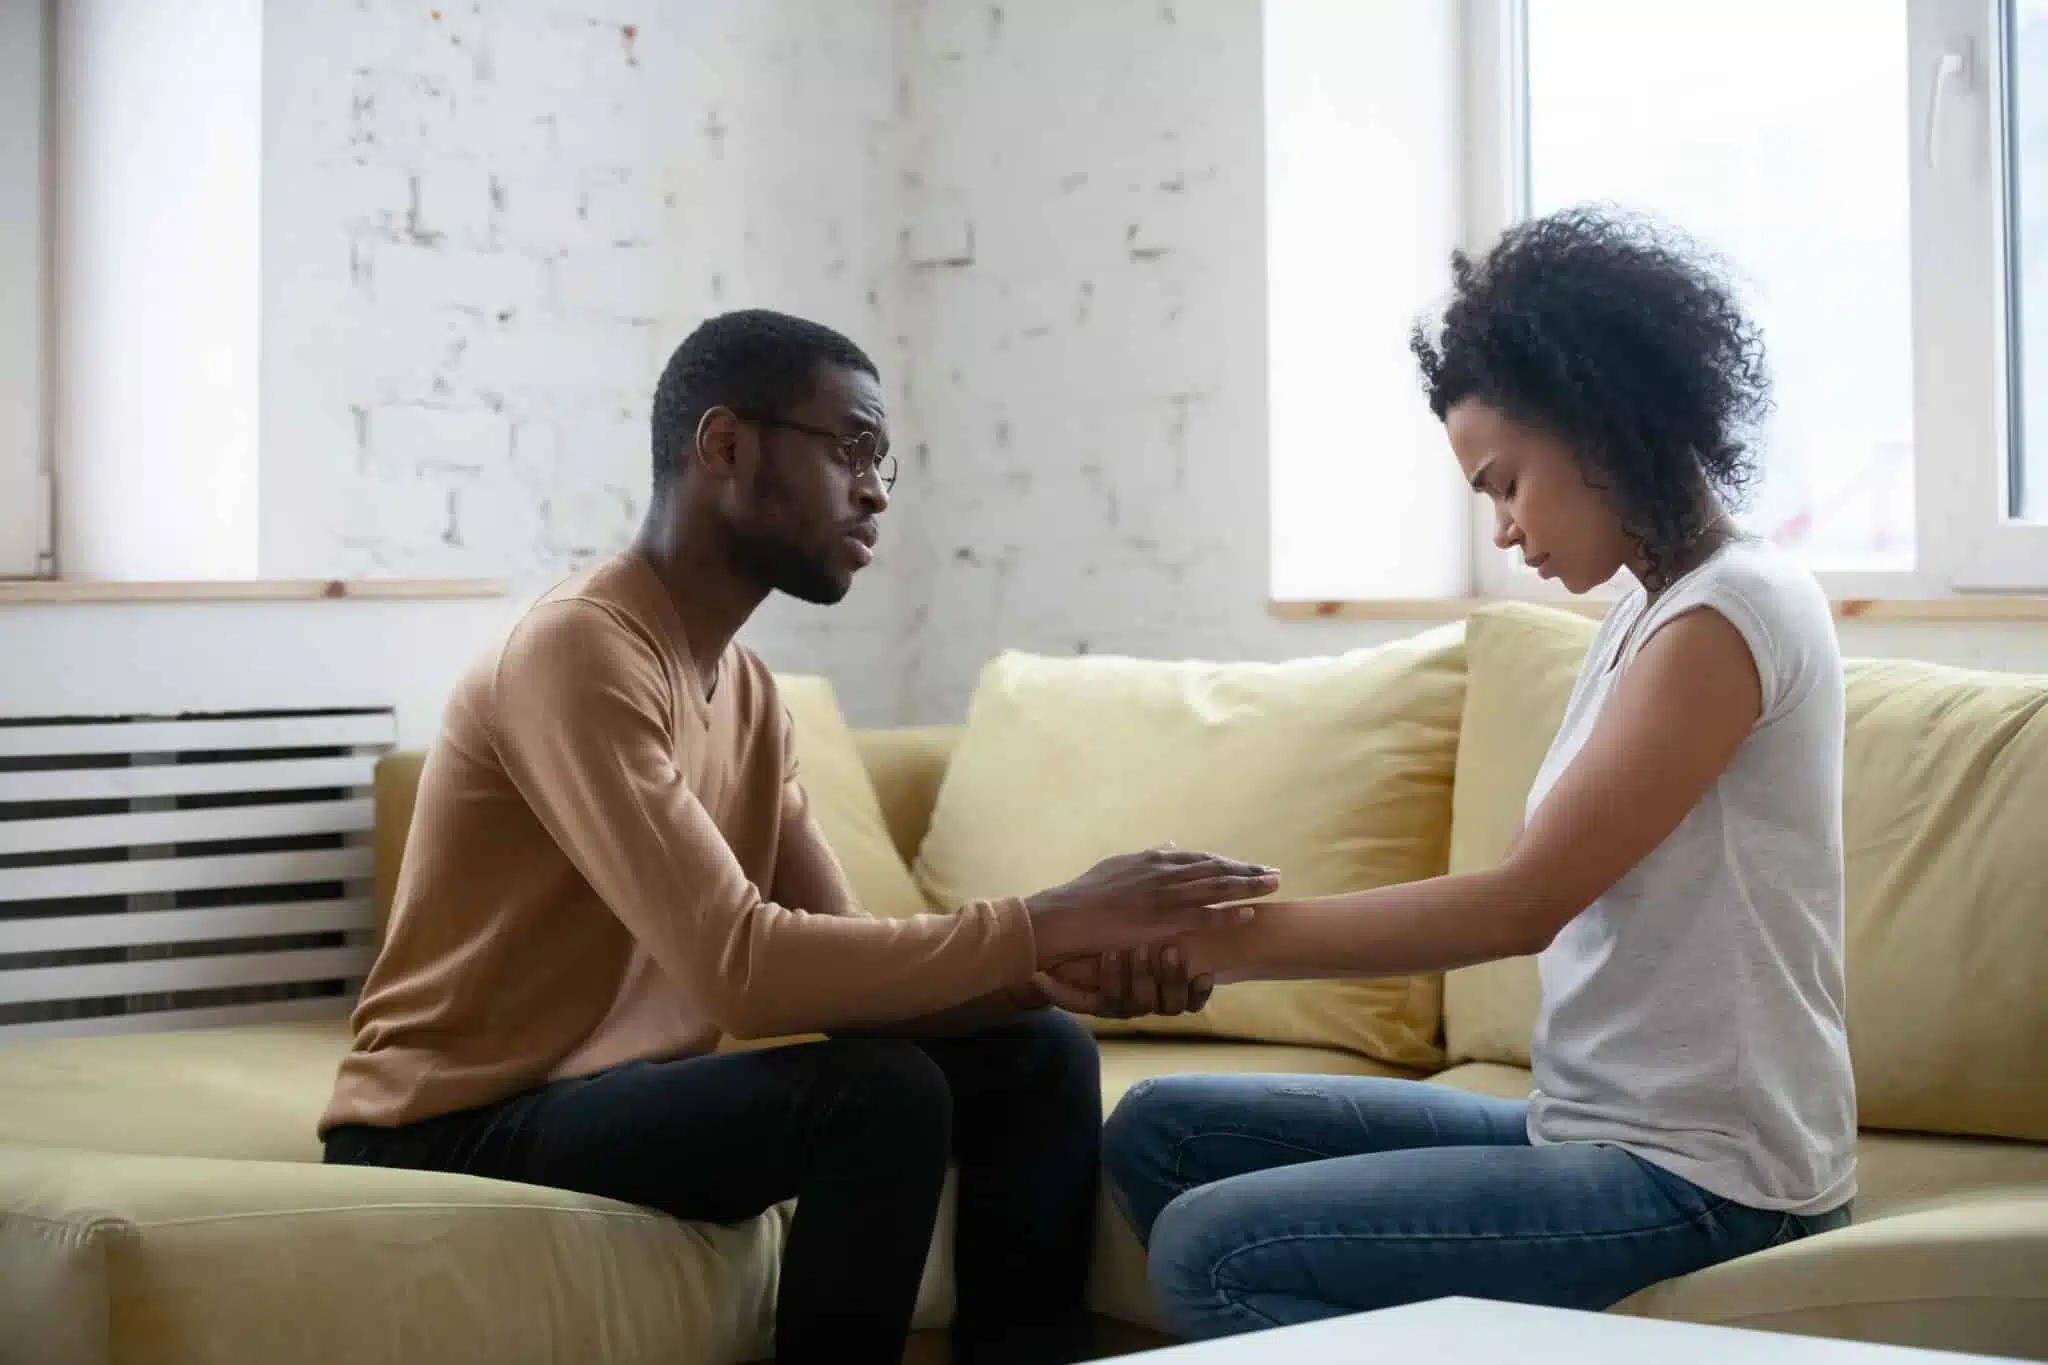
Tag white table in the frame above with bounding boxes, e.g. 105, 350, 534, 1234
1112, 1297, 2028, 1363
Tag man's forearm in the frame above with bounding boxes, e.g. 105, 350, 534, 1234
829, 982, 1046, 1040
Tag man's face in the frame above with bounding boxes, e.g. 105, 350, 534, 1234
723, 363, 891, 605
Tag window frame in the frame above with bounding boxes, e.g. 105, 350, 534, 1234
1462, 0, 2048, 600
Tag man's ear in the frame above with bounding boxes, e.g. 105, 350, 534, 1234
693, 407, 745, 482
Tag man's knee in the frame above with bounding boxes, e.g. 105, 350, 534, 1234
813, 1037, 953, 1154
1006, 1007, 1102, 1093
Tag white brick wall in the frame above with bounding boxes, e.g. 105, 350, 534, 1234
893, 0, 1412, 721
257, 0, 911, 718
255, 0, 1410, 724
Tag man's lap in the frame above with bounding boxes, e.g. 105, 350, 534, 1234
324, 1009, 1097, 1222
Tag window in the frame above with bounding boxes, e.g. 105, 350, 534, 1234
1529, 1, 1914, 575
1462, 0, 2048, 597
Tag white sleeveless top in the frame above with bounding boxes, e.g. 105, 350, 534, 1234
1524, 539, 1857, 1214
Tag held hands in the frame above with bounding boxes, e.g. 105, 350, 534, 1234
1024, 845, 1279, 965
1035, 943, 1215, 1021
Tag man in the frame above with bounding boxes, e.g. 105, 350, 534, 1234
321, 309, 1278, 1364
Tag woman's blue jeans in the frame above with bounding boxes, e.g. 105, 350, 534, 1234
1103, 1073, 1850, 1340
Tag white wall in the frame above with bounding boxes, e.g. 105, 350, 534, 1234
0, 595, 525, 748
52, 0, 261, 580
0, 0, 50, 578
256, 0, 905, 581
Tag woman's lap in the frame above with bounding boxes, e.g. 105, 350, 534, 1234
1103, 1071, 1841, 1340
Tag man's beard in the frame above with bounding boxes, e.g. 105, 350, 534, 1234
728, 527, 849, 605
724, 460, 850, 605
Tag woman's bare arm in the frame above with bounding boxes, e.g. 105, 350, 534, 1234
1183, 608, 1764, 982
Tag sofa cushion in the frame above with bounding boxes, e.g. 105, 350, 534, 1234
1442, 602, 2048, 1144
776, 675, 929, 922
1427, 1063, 2048, 1358
0, 1019, 342, 1162
913, 632, 1467, 1068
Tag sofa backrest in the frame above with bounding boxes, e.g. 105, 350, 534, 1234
852, 726, 964, 864
1444, 603, 2048, 1145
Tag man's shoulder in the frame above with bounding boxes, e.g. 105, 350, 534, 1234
505, 556, 673, 665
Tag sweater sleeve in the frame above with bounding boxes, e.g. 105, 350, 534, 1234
488, 599, 1037, 1038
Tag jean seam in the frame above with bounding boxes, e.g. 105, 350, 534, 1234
1207, 1288, 1288, 1333
1205, 1190, 1744, 1292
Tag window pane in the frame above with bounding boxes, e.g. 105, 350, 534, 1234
1526, 0, 1915, 570
2011, 0, 2048, 523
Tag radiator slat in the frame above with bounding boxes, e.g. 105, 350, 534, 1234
0, 944, 376, 1005
0, 995, 351, 1042
0, 847, 373, 904
0, 713, 396, 759
0, 898, 374, 953
1, 706, 393, 1038
0, 755, 375, 804
0, 798, 375, 856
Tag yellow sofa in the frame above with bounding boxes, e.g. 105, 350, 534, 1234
2, 605, 2044, 1365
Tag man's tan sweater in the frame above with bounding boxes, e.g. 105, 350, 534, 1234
321, 553, 1037, 1135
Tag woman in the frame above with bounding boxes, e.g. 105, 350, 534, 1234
1100, 206, 1856, 1338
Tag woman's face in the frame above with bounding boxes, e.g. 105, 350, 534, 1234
1444, 398, 1636, 594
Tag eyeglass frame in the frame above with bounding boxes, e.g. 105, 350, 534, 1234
732, 412, 898, 492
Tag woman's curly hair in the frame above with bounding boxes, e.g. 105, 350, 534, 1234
1411, 206, 1772, 587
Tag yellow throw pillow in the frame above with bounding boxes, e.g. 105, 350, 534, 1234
1838, 658, 2048, 1141
911, 628, 1467, 1068
776, 675, 929, 923
1443, 604, 1596, 1067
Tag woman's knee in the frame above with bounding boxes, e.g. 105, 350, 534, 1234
1145, 1182, 1265, 1338
1102, 1075, 1206, 1239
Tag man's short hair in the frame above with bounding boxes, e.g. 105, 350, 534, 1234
649, 309, 878, 490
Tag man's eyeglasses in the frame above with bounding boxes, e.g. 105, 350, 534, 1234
738, 414, 898, 492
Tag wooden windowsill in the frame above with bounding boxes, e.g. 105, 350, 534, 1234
1271, 597, 2048, 624
0, 578, 512, 605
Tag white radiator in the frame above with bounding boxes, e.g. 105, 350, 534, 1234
0, 709, 395, 1041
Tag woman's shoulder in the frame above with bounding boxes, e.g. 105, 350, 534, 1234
1666, 539, 1830, 638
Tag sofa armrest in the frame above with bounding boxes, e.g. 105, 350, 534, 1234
0, 1140, 787, 1365
2, 1143, 119, 1365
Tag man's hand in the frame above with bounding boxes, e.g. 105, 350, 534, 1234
1026, 847, 1278, 966
1036, 943, 1216, 1020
